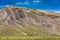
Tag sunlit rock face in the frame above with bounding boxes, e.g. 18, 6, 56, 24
0, 6, 60, 36
0, 11, 7, 20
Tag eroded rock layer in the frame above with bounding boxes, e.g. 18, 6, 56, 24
0, 6, 60, 36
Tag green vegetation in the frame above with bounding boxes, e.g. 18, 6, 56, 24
0, 25, 48, 36
0, 36, 60, 40
0, 26, 60, 40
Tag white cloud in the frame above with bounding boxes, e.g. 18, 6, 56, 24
53, 11, 60, 13
16, 0, 42, 5
33, 0, 43, 3
47, 9, 60, 13
16, 1, 30, 5
16, 2, 22, 5
24, 1, 30, 5
0, 5, 10, 8
5, 5, 10, 7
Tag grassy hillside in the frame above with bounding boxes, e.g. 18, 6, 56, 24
0, 25, 50, 36
0, 36, 60, 40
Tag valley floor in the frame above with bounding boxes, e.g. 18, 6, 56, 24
0, 36, 60, 40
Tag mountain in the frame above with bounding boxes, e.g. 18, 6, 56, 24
0, 6, 60, 36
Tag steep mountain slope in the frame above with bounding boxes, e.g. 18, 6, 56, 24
0, 6, 60, 36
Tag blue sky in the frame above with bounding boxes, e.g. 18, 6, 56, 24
0, 0, 60, 13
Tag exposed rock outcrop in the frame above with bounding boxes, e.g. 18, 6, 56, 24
0, 6, 60, 36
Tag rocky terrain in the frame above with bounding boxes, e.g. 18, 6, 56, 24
0, 6, 60, 36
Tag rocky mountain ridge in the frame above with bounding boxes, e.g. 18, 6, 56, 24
0, 6, 60, 36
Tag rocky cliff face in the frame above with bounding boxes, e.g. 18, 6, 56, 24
0, 6, 60, 36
